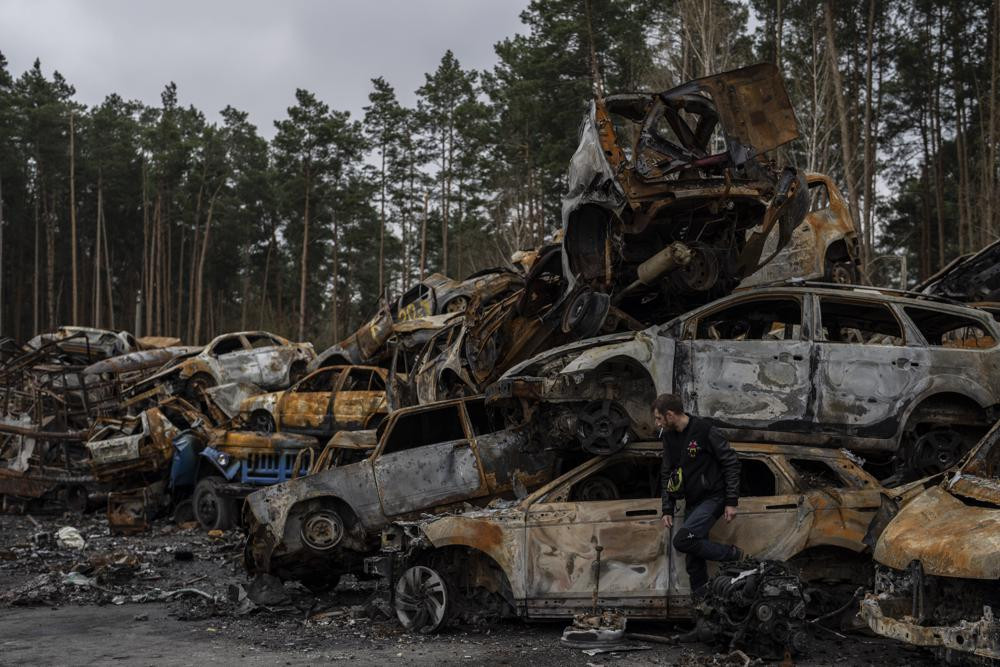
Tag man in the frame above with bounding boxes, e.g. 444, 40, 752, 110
654, 393, 743, 596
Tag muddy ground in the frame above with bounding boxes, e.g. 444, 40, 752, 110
0, 513, 935, 666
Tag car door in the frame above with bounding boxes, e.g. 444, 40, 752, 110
373, 402, 487, 516
812, 296, 919, 435
705, 454, 808, 561
211, 335, 262, 384
246, 333, 288, 387
677, 294, 813, 430
333, 368, 388, 431
279, 367, 339, 435
523, 453, 671, 619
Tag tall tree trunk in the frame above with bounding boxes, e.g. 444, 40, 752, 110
298, 167, 311, 341
94, 173, 103, 327
930, 8, 947, 270
102, 197, 114, 329
583, 0, 604, 97
69, 112, 78, 325
823, 2, 861, 245
45, 193, 55, 330
193, 186, 221, 344
141, 161, 150, 337
378, 142, 386, 294
331, 208, 339, 342
187, 183, 204, 343
420, 191, 429, 280
33, 197, 39, 336
259, 231, 274, 329
860, 0, 876, 267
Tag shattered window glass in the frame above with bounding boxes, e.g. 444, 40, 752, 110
210, 336, 246, 355
381, 405, 466, 455
568, 456, 661, 501
738, 458, 777, 497
694, 298, 802, 341
787, 458, 847, 489
903, 306, 995, 348
817, 298, 903, 345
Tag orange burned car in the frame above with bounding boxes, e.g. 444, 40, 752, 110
238, 365, 388, 439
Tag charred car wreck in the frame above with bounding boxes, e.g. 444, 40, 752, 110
861, 421, 1000, 663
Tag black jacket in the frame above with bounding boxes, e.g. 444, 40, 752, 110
660, 414, 740, 515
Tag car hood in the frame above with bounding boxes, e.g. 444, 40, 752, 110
500, 331, 642, 378
873, 484, 1000, 579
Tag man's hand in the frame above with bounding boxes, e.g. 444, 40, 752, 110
662, 514, 673, 529
724, 506, 737, 523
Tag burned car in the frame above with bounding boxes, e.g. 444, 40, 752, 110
369, 441, 900, 635
395, 269, 524, 321
129, 331, 314, 402
563, 63, 810, 326
238, 365, 389, 437
739, 172, 861, 287
490, 284, 1000, 477
860, 421, 1000, 663
242, 396, 555, 586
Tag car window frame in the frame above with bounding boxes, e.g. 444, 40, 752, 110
683, 292, 807, 342
209, 334, 250, 357
900, 303, 998, 350
814, 294, 907, 346
372, 400, 473, 459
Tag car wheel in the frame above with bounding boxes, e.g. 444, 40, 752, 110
825, 259, 857, 285
443, 296, 469, 314
193, 477, 236, 531
905, 427, 969, 476
395, 565, 451, 634
300, 508, 345, 553
249, 410, 276, 433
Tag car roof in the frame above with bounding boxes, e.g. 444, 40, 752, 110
721, 284, 993, 319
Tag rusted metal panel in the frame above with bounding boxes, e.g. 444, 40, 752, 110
107, 483, 165, 535
861, 593, 1000, 660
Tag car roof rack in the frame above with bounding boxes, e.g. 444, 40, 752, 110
743, 278, 971, 307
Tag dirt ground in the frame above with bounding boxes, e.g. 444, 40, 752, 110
0, 513, 936, 666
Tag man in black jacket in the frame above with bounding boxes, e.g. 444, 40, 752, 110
654, 393, 743, 595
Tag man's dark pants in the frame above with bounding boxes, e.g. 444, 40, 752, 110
672, 496, 733, 591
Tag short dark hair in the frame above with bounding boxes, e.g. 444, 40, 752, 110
652, 393, 684, 415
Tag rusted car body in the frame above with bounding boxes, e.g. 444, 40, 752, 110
128, 331, 314, 402
24, 326, 142, 362
739, 172, 861, 287
242, 396, 556, 585
370, 441, 902, 628
489, 285, 1000, 476
395, 270, 524, 321
918, 237, 1000, 303
563, 63, 809, 327
860, 421, 1000, 662
237, 365, 388, 437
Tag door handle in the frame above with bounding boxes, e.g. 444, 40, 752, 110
894, 358, 917, 369
775, 353, 804, 362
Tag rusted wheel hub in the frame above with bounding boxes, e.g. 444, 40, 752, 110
908, 428, 967, 475
576, 400, 630, 456
395, 565, 450, 634
301, 509, 344, 552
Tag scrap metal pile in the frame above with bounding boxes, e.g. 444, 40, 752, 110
2, 63, 998, 663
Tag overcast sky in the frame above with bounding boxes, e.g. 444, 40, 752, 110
1, 0, 531, 137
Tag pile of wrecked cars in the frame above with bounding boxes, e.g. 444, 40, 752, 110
3, 62, 999, 663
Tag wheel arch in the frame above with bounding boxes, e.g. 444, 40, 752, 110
416, 541, 522, 604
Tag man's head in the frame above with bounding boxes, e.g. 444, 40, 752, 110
652, 393, 686, 431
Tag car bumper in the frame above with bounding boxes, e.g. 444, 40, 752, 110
860, 595, 1000, 660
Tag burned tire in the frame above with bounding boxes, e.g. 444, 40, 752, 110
395, 565, 451, 634
193, 477, 236, 531
249, 410, 276, 433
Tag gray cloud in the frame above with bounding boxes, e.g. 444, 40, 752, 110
1, 0, 530, 136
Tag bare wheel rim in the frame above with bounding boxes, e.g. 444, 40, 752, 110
574, 475, 619, 501
300, 509, 344, 551
395, 565, 449, 633
251, 412, 275, 433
